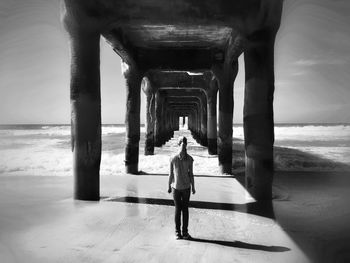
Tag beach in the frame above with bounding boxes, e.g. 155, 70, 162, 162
1, 124, 349, 176
0, 126, 350, 262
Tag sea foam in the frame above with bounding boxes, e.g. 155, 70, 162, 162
0, 124, 349, 176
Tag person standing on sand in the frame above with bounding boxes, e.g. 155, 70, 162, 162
168, 136, 196, 240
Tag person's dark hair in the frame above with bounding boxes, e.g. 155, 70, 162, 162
178, 136, 187, 146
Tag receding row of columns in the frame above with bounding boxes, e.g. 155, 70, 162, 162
65, 20, 276, 201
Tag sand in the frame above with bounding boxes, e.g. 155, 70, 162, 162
0, 130, 349, 263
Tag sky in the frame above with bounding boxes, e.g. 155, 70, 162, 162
0, 0, 349, 124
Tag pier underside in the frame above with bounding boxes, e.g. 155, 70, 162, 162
62, 0, 283, 200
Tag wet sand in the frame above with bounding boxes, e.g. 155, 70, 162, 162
0, 130, 349, 262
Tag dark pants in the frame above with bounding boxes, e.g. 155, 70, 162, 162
172, 187, 191, 234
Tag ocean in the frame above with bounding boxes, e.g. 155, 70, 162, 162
0, 124, 349, 176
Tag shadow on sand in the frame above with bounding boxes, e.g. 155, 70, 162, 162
103, 196, 275, 219
188, 237, 290, 252
138, 171, 234, 179
105, 140, 350, 261
102, 197, 286, 253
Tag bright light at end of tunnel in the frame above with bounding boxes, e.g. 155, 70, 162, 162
186, 71, 203, 76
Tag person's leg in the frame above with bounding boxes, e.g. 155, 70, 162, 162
172, 188, 182, 238
181, 188, 191, 236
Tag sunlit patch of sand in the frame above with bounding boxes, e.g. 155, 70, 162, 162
0, 129, 349, 262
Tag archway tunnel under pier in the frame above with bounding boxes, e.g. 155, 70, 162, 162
62, 0, 283, 201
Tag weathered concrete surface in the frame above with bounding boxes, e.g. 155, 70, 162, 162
244, 32, 276, 200
149, 71, 210, 89
63, 0, 283, 70
207, 77, 218, 155
124, 66, 142, 174
213, 61, 238, 174
67, 27, 102, 201
142, 76, 156, 155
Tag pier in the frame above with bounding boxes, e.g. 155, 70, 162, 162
62, 0, 283, 201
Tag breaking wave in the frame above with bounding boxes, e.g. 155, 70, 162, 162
0, 124, 349, 176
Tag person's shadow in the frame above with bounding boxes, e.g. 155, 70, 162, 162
187, 237, 290, 252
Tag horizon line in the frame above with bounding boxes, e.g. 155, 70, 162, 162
0, 122, 349, 126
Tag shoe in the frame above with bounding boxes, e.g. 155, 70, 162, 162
182, 233, 192, 240
175, 232, 182, 240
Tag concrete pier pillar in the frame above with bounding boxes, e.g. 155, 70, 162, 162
189, 112, 194, 135
244, 33, 276, 200
170, 112, 175, 132
123, 62, 142, 174
191, 107, 200, 143
68, 31, 101, 200
154, 91, 162, 147
176, 114, 180, 130
164, 108, 170, 142
191, 110, 197, 135
160, 98, 167, 145
207, 77, 218, 155
199, 92, 208, 147
167, 111, 172, 138
215, 61, 238, 174
196, 107, 201, 141
142, 77, 155, 155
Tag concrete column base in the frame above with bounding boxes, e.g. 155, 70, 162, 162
125, 163, 139, 174
245, 157, 273, 200
74, 167, 100, 201
154, 136, 162, 147
144, 149, 154, 155
219, 163, 232, 174
201, 135, 208, 147
207, 139, 217, 155
144, 138, 154, 155
218, 138, 232, 174
125, 142, 139, 174
72, 98, 101, 201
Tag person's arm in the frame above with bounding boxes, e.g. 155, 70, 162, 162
189, 159, 195, 194
168, 159, 174, 193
